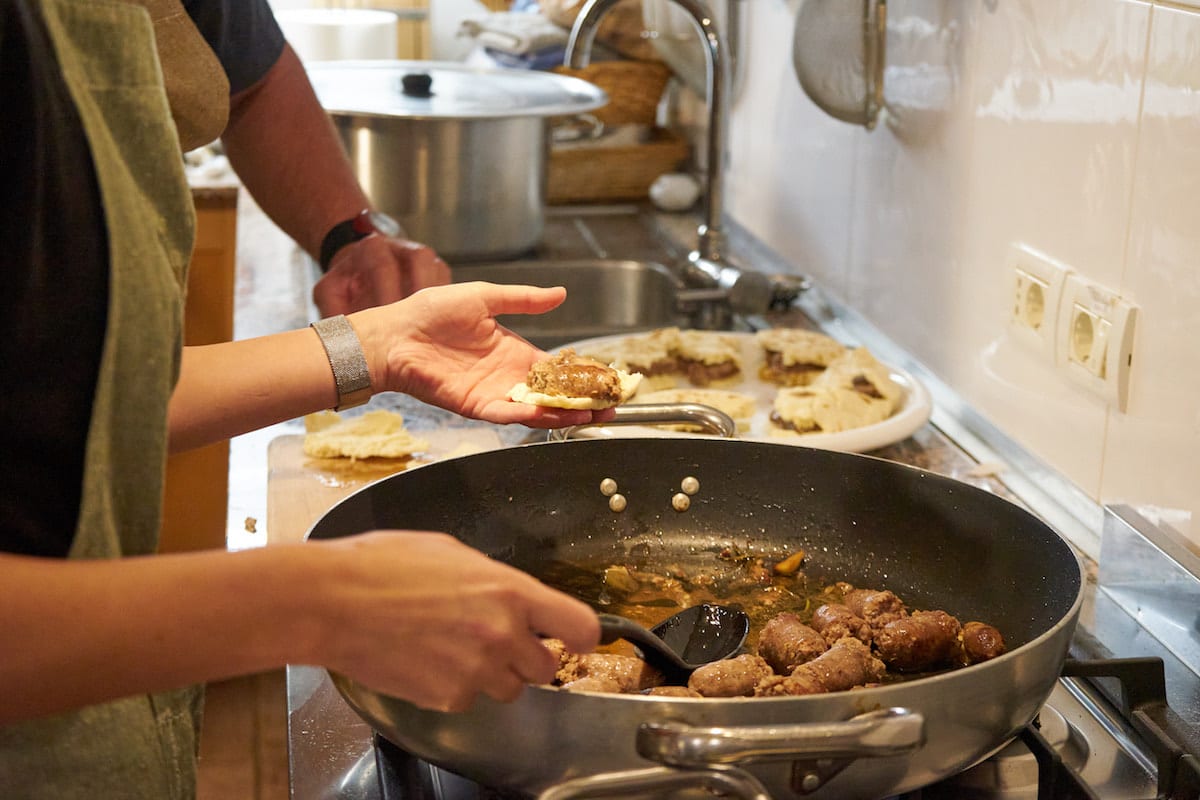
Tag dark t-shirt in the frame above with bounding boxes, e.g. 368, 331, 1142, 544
184, 0, 286, 94
0, 0, 110, 557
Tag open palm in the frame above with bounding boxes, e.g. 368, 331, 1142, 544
358, 282, 612, 428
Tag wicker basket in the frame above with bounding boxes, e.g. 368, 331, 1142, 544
552, 60, 672, 126
548, 126, 690, 204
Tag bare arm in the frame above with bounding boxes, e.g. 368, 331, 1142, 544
221, 43, 362, 258
220, 44, 451, 314
167, 283, 613, 452
0, 533, 600, 723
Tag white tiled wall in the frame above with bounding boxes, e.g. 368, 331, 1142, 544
726, 0, 1198, 545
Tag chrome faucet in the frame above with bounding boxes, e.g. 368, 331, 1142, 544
565, 0, 805, 322
566, 0, 727, 262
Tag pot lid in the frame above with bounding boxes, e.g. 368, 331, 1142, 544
306, 60, 608, 120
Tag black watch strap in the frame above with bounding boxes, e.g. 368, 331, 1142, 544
318, 209, 374, 272
319, 209, 403, 271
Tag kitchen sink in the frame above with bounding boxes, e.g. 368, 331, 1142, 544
452, 259, 694, 349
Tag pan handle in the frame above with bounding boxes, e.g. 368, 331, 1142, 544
549, 403, 739, 441
637, 707, 925, 765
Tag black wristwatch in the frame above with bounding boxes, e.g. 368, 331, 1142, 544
318, 209, 402, 272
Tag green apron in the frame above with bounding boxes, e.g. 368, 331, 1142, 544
0, 1, 228, 796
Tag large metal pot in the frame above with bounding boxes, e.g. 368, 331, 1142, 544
306, 438, 1083, 799
307, 61, 607, 262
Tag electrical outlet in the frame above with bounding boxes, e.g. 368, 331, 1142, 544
1057, 274, 1138, 411
1007, 243, 1073, 360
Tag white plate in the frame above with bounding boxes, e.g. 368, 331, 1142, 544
563, 331, 933, 453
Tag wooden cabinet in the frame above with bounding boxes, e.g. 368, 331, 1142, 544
159, 186, 238, 553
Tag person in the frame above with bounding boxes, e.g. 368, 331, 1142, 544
189, 0, 451, 316
0, 1, 601, 796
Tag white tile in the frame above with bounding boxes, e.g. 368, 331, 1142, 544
725, 0, 858, 297
1102, 3, 1200, 544
845, 0, 984, 373
931, 0, 1150, 497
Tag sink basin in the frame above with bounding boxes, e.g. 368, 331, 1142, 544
452, 259, 691, 349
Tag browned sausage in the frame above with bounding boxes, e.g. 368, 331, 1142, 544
757, 612, 828, 675
689, 654, 774, 697
961, 621, 1006, 664
874, 610, 962, 672
811, 603, 872, 646
557, 653, 664, 692
843, 588, 907, 628
559, 676, 625, 694
645, 685, 704, 698
756, 637, 885, 696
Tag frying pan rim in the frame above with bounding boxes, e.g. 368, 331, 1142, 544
309, 438, 1086, 709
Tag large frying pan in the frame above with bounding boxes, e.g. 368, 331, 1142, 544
306, 438, 1083, 799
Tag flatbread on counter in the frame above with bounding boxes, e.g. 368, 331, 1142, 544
755, 328, 848, 386
634, 387, 758, 432
508, 349, 643, 410
303, 409, 430, 460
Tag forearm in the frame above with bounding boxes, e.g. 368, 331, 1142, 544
0, 546, 328, 724
221, 44, 366, 258
168, 325, 346, 451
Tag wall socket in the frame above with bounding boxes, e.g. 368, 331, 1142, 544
1006, 242, 1138, 411
1007, 243, 1073, 361
1057, 273, 1138, 412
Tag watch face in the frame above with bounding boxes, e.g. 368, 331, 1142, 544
368, 211, 402, 238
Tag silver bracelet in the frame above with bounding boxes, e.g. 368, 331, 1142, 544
310, 315, 372, 411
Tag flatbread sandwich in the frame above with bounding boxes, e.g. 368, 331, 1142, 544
755, 328, 848, 386
674, 330, 743, 387
768, 347, 904, 435
579, 327, 681, 392
508, 348, 642, 410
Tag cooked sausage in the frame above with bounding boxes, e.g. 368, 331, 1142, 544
874, 610, 962, 672
645, 685, 703, 698
527, 349, 622, 404
757, 612, 828, 675
811, 603, 872, 646
843, 588, 907, 629
756, 637, 886, 696
560, 676, 625, 694
688, 654, 774, 697
961, 621, 1006, 664
557, 653, 664, 692
542, 638, 570, 670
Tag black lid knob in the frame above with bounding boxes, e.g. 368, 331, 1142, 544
401, 72, 433, 98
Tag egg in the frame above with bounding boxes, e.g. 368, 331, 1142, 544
649, 172, 701, 212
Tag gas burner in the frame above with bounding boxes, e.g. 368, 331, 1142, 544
927, 705, 1074, 800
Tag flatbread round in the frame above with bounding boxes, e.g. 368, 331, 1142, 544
302, 409, 430, 459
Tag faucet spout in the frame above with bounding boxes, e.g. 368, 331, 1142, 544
565, 0, 730, 266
